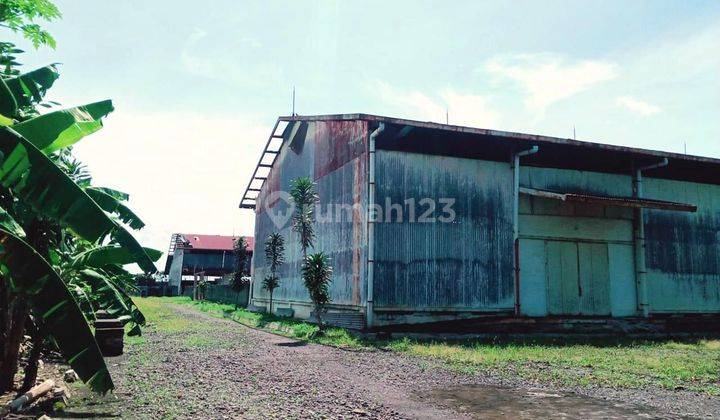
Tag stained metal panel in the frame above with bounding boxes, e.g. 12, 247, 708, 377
608, 243, 637, 316
251, 120, 368, 308
519, 166, 636, 317
520, 166, 634, 197
578, 242, 611, 315
546, 241, 580, 315
643, 178, 720, 312
518, 238, 548, 316
373, 151, 515, 311
520, 187, 696, 212
519, 215, 633, 243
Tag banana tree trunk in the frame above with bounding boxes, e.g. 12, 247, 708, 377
0, 281, 8, 367
0, 297, 30, 393
20, 320, 42, 393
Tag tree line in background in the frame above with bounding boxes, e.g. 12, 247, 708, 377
0, 0, 158, 396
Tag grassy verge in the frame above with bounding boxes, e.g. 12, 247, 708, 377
161, 296, 365, 349
389, 336, 720, 394
148, 297, 720, 395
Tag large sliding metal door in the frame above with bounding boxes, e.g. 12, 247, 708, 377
546, 241, 610, 316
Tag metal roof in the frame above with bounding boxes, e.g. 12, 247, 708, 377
278, 113, 720, 166
173, 233, 254, 252
240, 113, 720, 209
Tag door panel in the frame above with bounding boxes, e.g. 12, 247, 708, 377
578, 242, 611, 315
546, 240, 611, 316
547, 241, 580, 315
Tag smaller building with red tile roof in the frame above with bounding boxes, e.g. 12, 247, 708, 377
164, 233, 254, 295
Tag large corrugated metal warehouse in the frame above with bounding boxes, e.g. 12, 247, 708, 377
240, 114, 720, 332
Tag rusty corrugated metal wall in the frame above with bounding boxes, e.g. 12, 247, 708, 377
373, 150, 515, 312
249, 115, 720, 323
252, 120, 368, 310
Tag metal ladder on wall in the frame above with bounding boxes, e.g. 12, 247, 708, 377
167, 233, 181, 256
239, 119, 289, 209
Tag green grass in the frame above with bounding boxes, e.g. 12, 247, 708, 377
389, 336, 720, 394
162, 296, 365, 349
134, 297, 720, 395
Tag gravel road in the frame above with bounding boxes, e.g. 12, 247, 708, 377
67, 303, 720, 419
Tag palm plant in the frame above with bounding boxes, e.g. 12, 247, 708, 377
262, 276, 279, 315
231, 236, 249, 309
289, 177, 318, 261
263, 232, 285, 314
301, 252, 332, 330
0, 61, 158, 394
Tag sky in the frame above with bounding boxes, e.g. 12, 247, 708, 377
6, 0, 720, 270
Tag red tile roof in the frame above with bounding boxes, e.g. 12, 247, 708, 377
177, 234, 254, 252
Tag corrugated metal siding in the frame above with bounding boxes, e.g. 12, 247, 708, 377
643, 178, 720, 312
168, 248, 184, 293
373, 151, 514, 311
520, 166, 634, 197
252, 120, 368, 308
181, 251, 235, 273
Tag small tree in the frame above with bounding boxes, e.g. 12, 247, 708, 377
289, 177, 318, 261
263, 232, 285, 314
196, 279, 208, 301
231, 237, 249, 309
302, 252, 332, 331
262, 276, 279, 314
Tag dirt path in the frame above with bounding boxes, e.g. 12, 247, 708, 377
65, 303, 719, 419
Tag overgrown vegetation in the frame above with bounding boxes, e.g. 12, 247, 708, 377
0, 0, 157, 396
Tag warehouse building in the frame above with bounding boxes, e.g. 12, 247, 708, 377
240, 114, 720, 332
164, 233, 254, 295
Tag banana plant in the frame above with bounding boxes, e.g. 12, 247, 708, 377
0, 228, 113, 393
0, 62, 157, 394
0, 128, 157, 272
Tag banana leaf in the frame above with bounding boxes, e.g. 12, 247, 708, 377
91, 186, 129, 201
0, 229, 113, 393
3, 65, 60, 109
0, 204, 24, 237
85, 187, 145, 230
70, 283, 97, 321
0, 127, 156, 272
12, 100, 114, 153
72, 245, 162, 269
80, 269, 146, 332
0, 77, 18, 121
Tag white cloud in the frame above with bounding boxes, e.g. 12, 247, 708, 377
73, 111, 270, 271
373, 81, 499, 128
484, 53, 618, 116
616, 96, 661, 116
